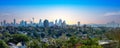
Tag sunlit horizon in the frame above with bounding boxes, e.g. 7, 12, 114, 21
0, 0, 120, 24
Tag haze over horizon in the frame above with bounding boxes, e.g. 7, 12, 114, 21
0, 0, 120, 24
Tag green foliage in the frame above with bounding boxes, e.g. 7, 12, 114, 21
105, 28, 120, 48
3, 31, 11, 37
40, 33, 45, 38
27, 39, 41, 48
0, 40, 9, 48
66, 33, 72, 37
68, 36, 79, 45
0, 33, 3, 37
0, 25, 111, 48
10, 34, 30, 44
2, 32, 11, 42
81, 45, 103, 48
81, 38, 99, 45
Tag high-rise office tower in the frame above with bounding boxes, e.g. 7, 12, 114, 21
55, 19, 57, 25
39, 19, 42, 24
78, 21, 80, 27
0, 22, 2, 26
13, 19, 16, 25
63, 20, 66, 25
58, 19, 62, 26
3, 20, 6, 26
32, 18, 34, 23
59, 19, 62, 24
43, 19, 49, 27
62, 20, 66, 28
49, 22, 54, 27
77, 21, 80, 31
39, 19, 43, 26
20, 20, 27, 27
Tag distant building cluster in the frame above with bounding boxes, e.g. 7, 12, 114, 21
0, 18, 66, 27
0, 18, 120, 28
88, 21, 120, 28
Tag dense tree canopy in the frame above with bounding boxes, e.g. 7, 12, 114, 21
0, 40, 9, 48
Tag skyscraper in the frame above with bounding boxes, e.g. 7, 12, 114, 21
0, 22, 2, 26
58, 19, 62, 26
20, 20, 27, 27
43, 19, 49, 27
32, 18, 34, 23
55, 19, 57, 25
77, 21, 80, 31
39, 19, 42, 24
39, 19, 43, 27
13, 19, 16, 25
78, 21, 80, 27
30, 21, 33, 25
49, 22, 54, 27
62, 20, 66, 28
3, 20, 6, 26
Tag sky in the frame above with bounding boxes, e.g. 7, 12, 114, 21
0, 0, 120, 24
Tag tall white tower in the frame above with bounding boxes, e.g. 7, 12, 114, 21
78, 21, 80, 27
32, 18, 34, 23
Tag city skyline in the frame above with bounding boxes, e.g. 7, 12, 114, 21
0, 18, 119, 25
0, 0, 120, 24
0, 18, 68, 27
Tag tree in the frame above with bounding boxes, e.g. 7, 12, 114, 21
80, 38, 99, 46
2, 31, 11, 42
40, 33, 45, 38
66, 33, 72, 37
105, 28, 120, 48
3, 31, 11, 37
0, 40, 9, 48
66, 36, 79, 48
27, 39, 41, 48
0, 34, 3, 38
80, 45, 103, 48
9, 34, 30, 44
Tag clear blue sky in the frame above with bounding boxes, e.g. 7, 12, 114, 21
0, 0, 120, 24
